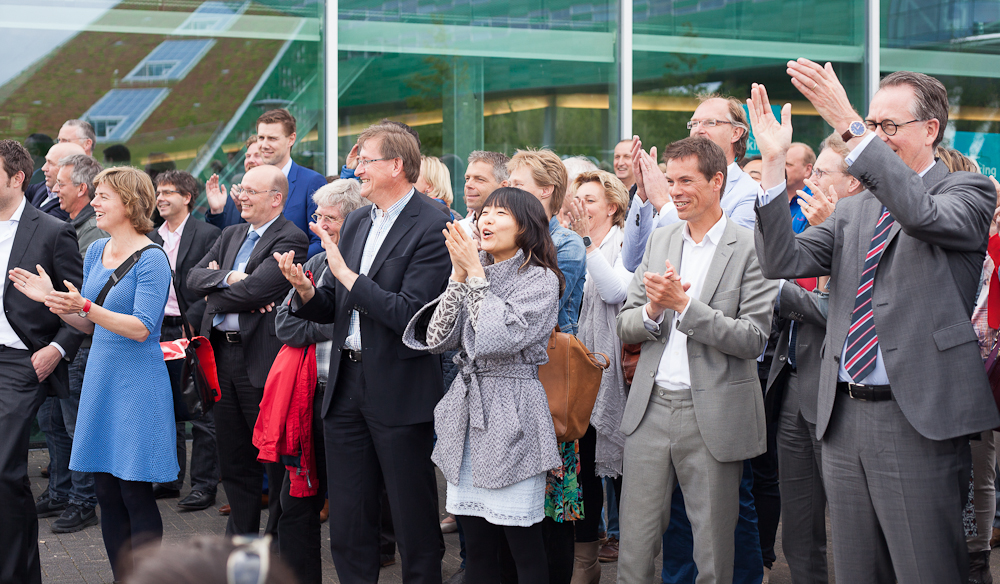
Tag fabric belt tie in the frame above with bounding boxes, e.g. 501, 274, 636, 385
454, 351, 536, 431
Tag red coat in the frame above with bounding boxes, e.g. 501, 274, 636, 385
253, 344, 319, 497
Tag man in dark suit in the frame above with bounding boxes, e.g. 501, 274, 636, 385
0, 139, 85, 584
276, 122, 451, 584
24, 141, 84, 221
149, 170, 223, 510
205, 109, 326, 258
187, 164, 308, 535
750, 66, 1000, 583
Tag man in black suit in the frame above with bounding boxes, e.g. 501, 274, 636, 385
149, 170, 223, 510
187, 164, 308, 536
276, 122, 451, 584
0, 140, 85, 584
23, 141, 84, 221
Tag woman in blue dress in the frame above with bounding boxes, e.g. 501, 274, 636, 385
12, 166, 176, 581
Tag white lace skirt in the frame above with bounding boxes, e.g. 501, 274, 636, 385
445, 436, 546, 527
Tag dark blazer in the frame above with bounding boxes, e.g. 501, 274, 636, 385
5, 199, 86, 397
25, 182, 69, 221
206, 161, 325, 258
764, 282, 826, 426
290, 191, 452, 425
149, 216, 222, 329
187, 214, 308, 388
755, 137, 1000, 441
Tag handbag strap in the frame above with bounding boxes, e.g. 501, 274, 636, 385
96, 243, 193, 340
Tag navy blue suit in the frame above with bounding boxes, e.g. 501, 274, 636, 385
206, 161, 326, 257
24, 183, 69, 221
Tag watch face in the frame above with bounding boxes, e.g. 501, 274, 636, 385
850, 120, 865, 136
582, 236, 592, 247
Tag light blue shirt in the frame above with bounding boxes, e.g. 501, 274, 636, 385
215, 214, 281, 332
758, 134, 933, 385
344, 190, 414, 350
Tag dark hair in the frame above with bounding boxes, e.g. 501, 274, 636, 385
481, 187, 565, 295
0, 139, 34, 192
155, 170, 201, 211
257, 109, 296, 136
879, 71, 949, 149
103, 144, 131, 164
738, 154, 761, 168
662, 136, 728, 194
25, 133, 53, 157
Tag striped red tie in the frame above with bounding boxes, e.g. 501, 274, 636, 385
844, 206, 894, 381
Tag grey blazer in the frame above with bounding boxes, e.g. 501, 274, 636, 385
616, 216, 778, 463
765, 283, 826, 425
754, 137, 1000, 441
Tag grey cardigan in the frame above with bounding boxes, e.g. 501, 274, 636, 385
275, 252, 335, 348
403, 250, 562, 489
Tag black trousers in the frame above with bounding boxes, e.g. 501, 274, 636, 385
0, 348, 45, 584
324, 357, 443, 584
461, 515, 548, 584
500, 516, 575, 584
752, 375, 782, 568
211, 335, 283, 536
277, 385, 328, 584
575, 425, 604, 543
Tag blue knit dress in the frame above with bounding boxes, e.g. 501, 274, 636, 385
69, 239, 179, 483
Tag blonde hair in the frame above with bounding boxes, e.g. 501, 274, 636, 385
419, 156, 454, 206
936, 146, 980, 173
572, 170, 630, 228
93, 166, 156, 234
507, 148, 568, 217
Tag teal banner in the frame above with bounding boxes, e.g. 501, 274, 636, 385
952, 131, 999, 178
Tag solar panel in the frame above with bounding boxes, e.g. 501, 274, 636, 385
83, 88, 170, 143
174, 1, 246, 33
123, 39, 216, 81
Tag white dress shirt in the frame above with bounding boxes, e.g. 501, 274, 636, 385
158, 213, 190, 317
215, 214, 281, 331
0, 197, 29, 350
280, 157, 293, 178
344, 189, 414, 351
641, 213, 729, 391
758, 135, 935, 385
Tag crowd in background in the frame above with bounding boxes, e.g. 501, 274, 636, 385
1, 57, 999, 584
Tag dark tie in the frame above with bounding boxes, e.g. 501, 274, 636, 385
212, 230, 260, 327
788, 322, 797, 369
844, 206, 894, 381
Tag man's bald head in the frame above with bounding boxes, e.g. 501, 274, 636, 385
43, 142, 85, 188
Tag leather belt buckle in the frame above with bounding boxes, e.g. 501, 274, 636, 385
846, 382, 869, 401
344, 349, 362, 362
225, 331, 242, 344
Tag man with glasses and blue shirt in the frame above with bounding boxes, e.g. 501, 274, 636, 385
188, 164, 309, 536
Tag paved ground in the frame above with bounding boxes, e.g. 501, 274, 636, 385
28, 446, 998, 583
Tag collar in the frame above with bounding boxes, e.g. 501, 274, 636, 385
71, 203, 96, 228
249, 213, 281, 239
918, 159, 935, 177
725, 162, 743, 192
597, 224, 622, 249
682, 213, 727, 246
158, 213, 190, 238
548, 215, 562, 233
280, 158, 293, 178
4, 196, 27, 224
371, 188, 414, 221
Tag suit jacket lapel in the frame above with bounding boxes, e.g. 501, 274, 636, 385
698, 218, 736, 305
855, 192, 882, 285
247, 216, 285, 267
6, 203, 39, 296
658, 227, 684, 325
367, 199, 419, 278
223, 225, 248, 271
349, 212, 373, 273
175, 220, 195, 269
287, 161, 299, 193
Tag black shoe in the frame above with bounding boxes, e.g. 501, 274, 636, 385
380, 554, 396, 568
177, 490, 216, 511
444, 568, 465, 584
151, 485, 180, 500
52, 505, 99, 533
36, 492, 68, 518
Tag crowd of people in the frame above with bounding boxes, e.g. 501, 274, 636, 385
1, 58, 999, 584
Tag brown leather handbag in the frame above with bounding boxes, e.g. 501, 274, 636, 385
538, 327, 610, 442
621, 343, 642, 388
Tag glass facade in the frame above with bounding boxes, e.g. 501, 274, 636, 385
3, 0, 1000, 216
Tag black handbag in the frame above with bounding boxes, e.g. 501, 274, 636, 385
96, 244, 218, 422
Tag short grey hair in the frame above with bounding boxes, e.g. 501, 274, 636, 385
62, 119, 96, 146
467, 150, 510, 184
58, 154, 103, 200
313, 179, 366, 216
562, 155, 598, 185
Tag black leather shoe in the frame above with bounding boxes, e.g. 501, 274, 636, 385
52, 505, 98, 533
36, 492, 68, 518
177, 490, 216, 511
151, 485, 180, 500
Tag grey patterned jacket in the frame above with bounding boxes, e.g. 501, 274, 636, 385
403, 250, 562, 489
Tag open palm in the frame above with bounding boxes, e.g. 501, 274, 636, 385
746, 83, 792, 160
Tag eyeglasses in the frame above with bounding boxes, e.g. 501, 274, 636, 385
156, 189, 181, 196
235, 186, 280, 197
686, 119, 734, 130
357, 158, 390, 168
811, 168, 845, 179
864, 118, 927, 136
311, 212, 343, 224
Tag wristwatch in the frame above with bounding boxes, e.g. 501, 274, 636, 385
581, 236, 593, 248
78, 299, 91, 319
841, 120, 866, 142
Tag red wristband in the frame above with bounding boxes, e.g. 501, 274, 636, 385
82, 299, 92, 315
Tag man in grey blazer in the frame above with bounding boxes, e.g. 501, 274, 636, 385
616, 136, 777, 584
749, 64, 1000, 583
